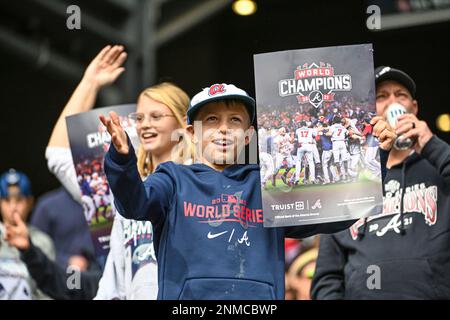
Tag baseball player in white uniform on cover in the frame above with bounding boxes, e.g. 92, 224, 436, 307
258, 122, 275, 189
346, 123, 364, 179
273, 127, 295, 185
317, 122, 338, 184
327, 116, 350, 181
293, 121, 316, 184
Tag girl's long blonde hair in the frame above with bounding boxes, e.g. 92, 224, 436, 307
136, 82, 193, 177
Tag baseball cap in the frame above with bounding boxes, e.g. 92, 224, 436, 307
0, 169, 32, 198
289, 248, 319, 278
187, 83, 256, 125
374, 66, 416, 98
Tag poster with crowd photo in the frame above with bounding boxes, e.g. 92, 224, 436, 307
66, 104, 139, 266
254, 44, 383, 227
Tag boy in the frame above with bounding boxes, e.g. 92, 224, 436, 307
101, 83, 355, 300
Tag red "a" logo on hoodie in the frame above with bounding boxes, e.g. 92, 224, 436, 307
209, 84, 226, 96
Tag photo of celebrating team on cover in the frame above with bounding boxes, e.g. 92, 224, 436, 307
254, 44, 383, 228
257, 94, 380, 188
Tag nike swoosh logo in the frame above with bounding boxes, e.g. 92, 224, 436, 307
207, 230, 228, 239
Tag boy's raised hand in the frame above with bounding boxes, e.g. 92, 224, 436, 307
83, 45, 127, 88
99, 111, 129, 154
5, 213, 30, 250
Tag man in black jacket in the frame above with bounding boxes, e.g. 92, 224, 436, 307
311, 66, 450, 299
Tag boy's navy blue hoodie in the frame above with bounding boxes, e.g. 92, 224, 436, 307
104, 139, 355, 300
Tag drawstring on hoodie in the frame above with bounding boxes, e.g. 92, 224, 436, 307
399, 162, 406, 235
357, 217, 368, 240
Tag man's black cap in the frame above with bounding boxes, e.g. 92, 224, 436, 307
374, 66, 416, 98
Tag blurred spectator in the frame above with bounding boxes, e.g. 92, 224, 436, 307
284, 235, 318, 266
287, 248, 318, 300
285, 236, 320, 299
285, 273, 297, 300
284, 238, 302, 265
0, 169, 55, 299
5, 210, 101, 300
31, 186, 95, 268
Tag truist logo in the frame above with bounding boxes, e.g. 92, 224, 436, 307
350, 180, 438, 240
278, 62, 352, 109
208, 83, 226, 96
183, 192, 263, 229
